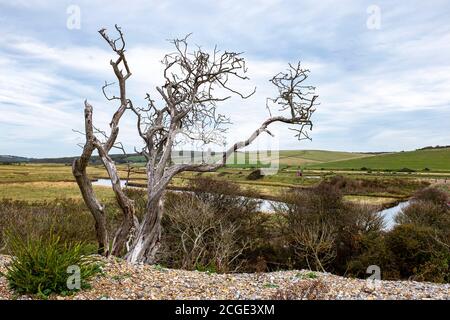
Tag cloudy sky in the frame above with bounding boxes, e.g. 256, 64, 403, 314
1, 0, 450, 157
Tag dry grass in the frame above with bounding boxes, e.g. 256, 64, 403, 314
0, 181, 115, 202
343, 195, 400, 206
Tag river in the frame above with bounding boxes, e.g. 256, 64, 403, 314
378, 201, 410, 230
92, 178, 408, 229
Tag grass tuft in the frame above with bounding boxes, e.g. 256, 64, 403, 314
1, 230, 101, 298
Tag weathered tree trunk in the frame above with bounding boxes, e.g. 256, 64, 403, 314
72, 160, 110, 256
97, 150, 137, 256
110, 201, 136, 256
125, 194, 164, 264
72, 102, 110, 256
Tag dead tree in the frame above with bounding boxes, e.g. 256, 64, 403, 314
73, 25, 318, 264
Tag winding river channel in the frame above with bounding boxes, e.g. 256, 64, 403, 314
92, 179, 408, 230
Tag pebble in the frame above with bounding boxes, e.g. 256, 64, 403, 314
0, 254, 448, 300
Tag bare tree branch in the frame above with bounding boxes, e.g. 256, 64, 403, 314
73, 27, 319, 264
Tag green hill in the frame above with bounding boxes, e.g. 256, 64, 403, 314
276, 150, 371, 166
0, 150, 375, 167
220, 150, 373, 168
3, 148, 448, 171
307, 147, 450, 171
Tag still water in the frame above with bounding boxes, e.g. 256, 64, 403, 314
92, 178, 407, 228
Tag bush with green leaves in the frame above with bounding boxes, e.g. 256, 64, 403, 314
384, 224, 450, 282
2, 231, 101, 298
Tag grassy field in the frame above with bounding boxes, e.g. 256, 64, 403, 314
0, 181, 115, 202
166, 149, 371, 169
1, 148, 449, 204
222, 149, 371, 167
0, 164, 441, 206
307, 148, 450, 171
0, 164, 109, 183
0, 164, 121, 202
276, 150, 371, 166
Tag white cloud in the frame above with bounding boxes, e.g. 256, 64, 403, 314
1, 0, 450, 156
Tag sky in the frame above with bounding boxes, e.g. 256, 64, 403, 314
1, 0, 450, 158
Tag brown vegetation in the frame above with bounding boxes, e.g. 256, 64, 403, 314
0, 179, 448, 283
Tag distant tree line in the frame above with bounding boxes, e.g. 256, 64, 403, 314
417, 145, 450, 150
0, 154, 146, 165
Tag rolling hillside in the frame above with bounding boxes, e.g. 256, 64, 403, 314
276, 150, 371, 166
307, 147, 450, 171
0, 150, 373, 166
2, 148, 448, 171
197, 150, 373, 167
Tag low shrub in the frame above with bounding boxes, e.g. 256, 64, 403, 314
160, 193, 248, 272
2, 230, 101, 298
0, 198, 130, 254
188, 176, 260, 212
384, 224, 450, 282
0, 199, 98, 251
345, 231, 394, 279
159, 178, 274, 273
395, 200, 450, 231
277, 184, 384, 274
322, 175, 429, 196
413, 187, 448, 206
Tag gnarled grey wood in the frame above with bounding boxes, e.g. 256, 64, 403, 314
73, 26, 318, 264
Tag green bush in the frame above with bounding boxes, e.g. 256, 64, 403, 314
345, 229, 405, 280
2, 230, 101, 298
278, 183, 384, 273
385, 224, 450, 282
389, 191, 450, 282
